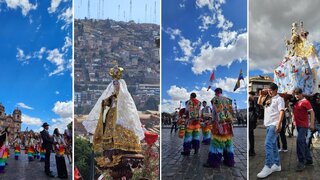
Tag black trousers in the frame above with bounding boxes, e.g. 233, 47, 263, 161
55, 155, 68, 178
171, 122, 177, 133
249, 128, 255, 153
45, 149, 51, 174
277, 119, 287, 150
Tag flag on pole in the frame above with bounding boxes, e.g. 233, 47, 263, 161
207, 71, 215, 91
233, 69, 244, 92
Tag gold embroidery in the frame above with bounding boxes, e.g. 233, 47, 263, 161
93, 106, 141, 153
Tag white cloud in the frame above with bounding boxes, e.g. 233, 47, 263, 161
162, 76, 247, 113
67, 59, 72, 71
164, 27, 182, 40
218, 30, 237, 46
163, 85, 217, 113
58, 7, 72, 30
179, 3, 185, 8
192, 37, 202, 47
167, 85, 190, 101
36, 24, 41, 32
216, 11, 233, 30
51, 100, 72, 133
28, 15, 33, 24
55, 91, 60, 95
165, 0, 246, 76
48, 0, 62, 13
175, 37, 194, 62
16, 48, 31, 62
52, 100, 73, 118
250, 0, 320, 73
17, 46, 70, 77
167, 85, 216, 103
162, 99, 181, 113
17, 47, 47, 62
196, 0, 215, 10
16, 48, 27, 61
62, 36, 72, 52
196, 0, 230, 31
33, 47, 46, 59
199, 15, 216, 31
51, 117, 72, 133
5, 0, 37, 16
213, 76, 247, 93
21, 114, 42, 126
17, 102, 34, 110
46, 48, 65, 76
192, 33, 247, 74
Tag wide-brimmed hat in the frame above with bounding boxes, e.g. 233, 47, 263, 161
42, 122, 50, 127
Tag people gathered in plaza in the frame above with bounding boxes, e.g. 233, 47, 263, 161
0, 122, 70, 178
253, 83, 318, 178
177, 88, 236, 168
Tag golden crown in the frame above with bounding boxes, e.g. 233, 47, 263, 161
109, 65, 124, 80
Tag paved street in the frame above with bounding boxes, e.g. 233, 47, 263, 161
0, 149, 72, 180
250, 126, 320, 179
162, 127, 247, 180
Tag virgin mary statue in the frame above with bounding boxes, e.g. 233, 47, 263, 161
83, 65, 144, 167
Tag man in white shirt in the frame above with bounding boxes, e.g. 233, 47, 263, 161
257, 83, 285, 178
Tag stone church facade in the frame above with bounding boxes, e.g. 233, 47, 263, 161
0, 103, 22, 138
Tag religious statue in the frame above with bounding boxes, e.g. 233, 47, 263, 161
83, 65, 144, 179
275, 21, 320, 95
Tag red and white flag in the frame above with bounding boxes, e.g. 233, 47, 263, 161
207, 71, 215, 91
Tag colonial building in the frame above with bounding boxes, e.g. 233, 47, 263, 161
0, 103, 22, 138
248, 75, 273, 93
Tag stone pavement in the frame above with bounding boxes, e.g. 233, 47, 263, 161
0, 148, 72, 180
162, 128, 247, 180
249, 126, 320, 179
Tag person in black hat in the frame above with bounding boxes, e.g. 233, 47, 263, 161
40, 122, 54, 177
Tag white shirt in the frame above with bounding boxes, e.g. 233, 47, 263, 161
201, 106, 212, 117
264, 94, 285, 126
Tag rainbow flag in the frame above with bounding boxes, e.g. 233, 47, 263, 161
233, 69, 245, 92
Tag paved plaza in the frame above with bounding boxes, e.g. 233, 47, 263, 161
0, 149, 72, 180
250, 125, 320, 179
162, 127, 247, 180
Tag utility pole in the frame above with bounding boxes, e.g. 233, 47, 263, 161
154, 1, 156, 23
145, 4, 147, 23
118, 4, 120, 20
130, 0, 132, 21
87, 0, 90, 18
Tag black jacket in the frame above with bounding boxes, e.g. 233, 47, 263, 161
41, 129, 53, 151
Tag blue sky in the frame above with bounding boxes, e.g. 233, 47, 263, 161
162, 0, 247, 113
0, 0, 72, 133
75, 0, 160, 24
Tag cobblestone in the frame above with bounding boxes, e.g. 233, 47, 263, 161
162, 128, 247, 179
0, 148, 72, 180
250, 126, 320, 179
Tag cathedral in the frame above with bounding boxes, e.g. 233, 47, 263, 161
0, 103, 22, 138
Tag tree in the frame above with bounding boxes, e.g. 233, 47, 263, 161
142, 96, 159, 111
75, 137, 91, 180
